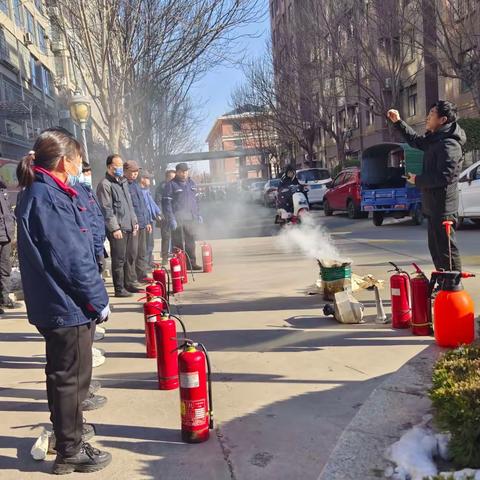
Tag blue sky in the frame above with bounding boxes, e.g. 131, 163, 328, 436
192, 7, 271, 151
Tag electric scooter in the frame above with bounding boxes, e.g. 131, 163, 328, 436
275, 185, 310, 225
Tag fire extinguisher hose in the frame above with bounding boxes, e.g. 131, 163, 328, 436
183, 250, 196, 283
198, 342, 214, 430
169, 314, 188, 338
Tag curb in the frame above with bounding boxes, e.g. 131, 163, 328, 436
318, 344, 443, 480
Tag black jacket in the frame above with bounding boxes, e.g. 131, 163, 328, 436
96, 174, 138, 233
394, 120, 466, 217
0, 182, 15, 243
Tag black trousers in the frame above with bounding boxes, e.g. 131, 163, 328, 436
146, 225, 155, 267
160, 220, 171, 262
0, 241, 11, 304
427, 214, 462, 271
172, 222, 197, 266
108, 231, 137, 292
37, 322, 94, 457
129, 227, 148, 282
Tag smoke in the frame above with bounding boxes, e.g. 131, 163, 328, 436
277, 213, 349, 266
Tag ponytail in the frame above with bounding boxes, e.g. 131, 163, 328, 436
17, 151, 36, 188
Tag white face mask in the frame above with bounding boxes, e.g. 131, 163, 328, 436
67, 161, 82, 187
80, 173, 93, 188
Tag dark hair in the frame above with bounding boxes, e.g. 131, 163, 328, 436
106, 154, 121, 166
430, 100, 458, 123
82, 164, 92, 173
17, 128, 83, 188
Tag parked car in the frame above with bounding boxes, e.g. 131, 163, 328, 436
263, 178, 281, 207
296, 168, 332, 206
248, 181, 267, 203
458, 160, 480, 227
323, 167, 365, 219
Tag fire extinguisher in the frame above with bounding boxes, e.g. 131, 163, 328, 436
155, 312, 187, 390
174, 248, 189, 284
202, 243, 213, 273
170, 255, 184, 294
389, 262, 412, 329
153, 264, 170, 301
142, 298, 164, 358
144, 279, 165, 302
410, 263, 432, 336
178, 340, 214, 443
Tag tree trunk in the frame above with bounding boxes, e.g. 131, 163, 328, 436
336, 143, 346, 170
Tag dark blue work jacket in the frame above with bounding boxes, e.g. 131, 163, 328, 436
15, 171, 109, 329
162, 178, 200, 224
128, 180, 149, 229
77, 183, 106, 258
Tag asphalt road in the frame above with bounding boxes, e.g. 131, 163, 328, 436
0, 200, 478, 479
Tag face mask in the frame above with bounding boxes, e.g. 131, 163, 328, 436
113, 167, 123, 177
67, 161, 82, 187
79, 173, 93, 188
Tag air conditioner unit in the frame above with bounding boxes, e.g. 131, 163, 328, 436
51, 40, 65, 52
24, 33, 34, 46
54, 75, 68, 88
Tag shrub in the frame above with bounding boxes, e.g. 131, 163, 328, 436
430, 344, 480, 469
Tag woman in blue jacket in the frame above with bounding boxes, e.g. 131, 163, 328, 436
15, 129, 111, 474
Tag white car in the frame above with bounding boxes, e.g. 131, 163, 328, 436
248, 181, 267, 203
458, 160, 480, 226
296, 168, 332, 206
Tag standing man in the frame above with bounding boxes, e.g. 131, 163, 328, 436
140, 170, 162, 268
124, 161, 151, 283
387, 101, 466, 271
0, 181, 20, 312
77, 165, 106, 273
155, 169, 176, 266
162, 163, 203, 271
97, 155, 139, 297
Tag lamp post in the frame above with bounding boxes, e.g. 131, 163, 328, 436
69, 89, 91, 165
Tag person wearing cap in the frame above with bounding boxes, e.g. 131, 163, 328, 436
155, 169, 176, 266
140, 170, 162, 267
162, 163, 203, 271
96, 155, 139, 297
124, 160, 151, 283
76, 165, 107, 273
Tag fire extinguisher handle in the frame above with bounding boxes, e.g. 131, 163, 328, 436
388, 262, 400, 272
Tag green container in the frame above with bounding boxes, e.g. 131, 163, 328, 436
320, 265, 352, 282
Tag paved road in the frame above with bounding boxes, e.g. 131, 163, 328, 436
0, 201, 478, 479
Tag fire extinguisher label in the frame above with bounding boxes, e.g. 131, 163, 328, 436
180, 371, 200, 388
203, 252, 211, 257
173, 266, 182, 272
146, 315, 157, 323
391, 288, 401, 296
181, 399, 207, 426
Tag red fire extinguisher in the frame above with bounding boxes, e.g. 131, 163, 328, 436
410, 263, 432, 336
170, 255, 184, 294
389, 262, 412, 329
174, 248, 188, 284
179, 340, 214, 443
202, 243, 213, 273
142, 299, 164, 358
144, 279, 165, 302
155, 313, 187, 390
153, 265, 170, 300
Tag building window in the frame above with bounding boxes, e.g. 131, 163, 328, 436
42, 67, 54, 96
366, 98, 375, 126
0, 0, 9, 16
14, 0, 23, 27
30, 55, 43, 89
37, 24, 47, 53
407, 84, 417, 117
231, 121, 242, 132
5, 119, 25, 140
406, 29, 415, 60
25, 9, 35, 39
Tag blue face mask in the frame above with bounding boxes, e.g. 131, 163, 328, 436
114, 167, 124, 178
67, 161, 82, 187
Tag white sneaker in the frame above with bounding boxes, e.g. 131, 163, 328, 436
96, 325, 106, 335
92, 354, 106, 368
94, 330, 105, 341
92, 347, 105, 357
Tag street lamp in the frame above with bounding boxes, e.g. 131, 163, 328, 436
69, 88, 91, 165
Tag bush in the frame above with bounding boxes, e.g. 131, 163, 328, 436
430, 344, 480, 469
458, 118, 480, 154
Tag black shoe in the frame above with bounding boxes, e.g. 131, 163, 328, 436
125, 285, 142, 293
81, 393, 107, 411
1, 299, 22, 309
114, 290, 133, 298
48, 424, 96, 455
88, 380, 101, 396
191, 264, 203, 271
52, 442, 112, 475
0, 307, 4, 314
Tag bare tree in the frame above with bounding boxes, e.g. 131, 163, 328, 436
50, 0, 262, 152
412, 0, 480, 113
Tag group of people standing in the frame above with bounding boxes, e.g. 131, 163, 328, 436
13, 127, 202, 474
